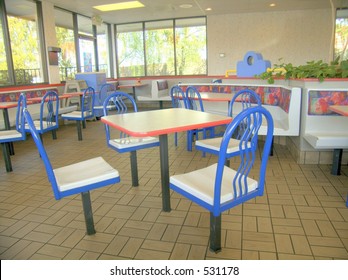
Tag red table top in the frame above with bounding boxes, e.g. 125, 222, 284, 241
101, 108, 232, 137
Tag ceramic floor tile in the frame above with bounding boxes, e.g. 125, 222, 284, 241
0, 117, 347, 260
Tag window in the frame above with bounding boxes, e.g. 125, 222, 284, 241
78, 15, 95, 73
55, 8, 76, 81
97, 23, 111, 77
335, 9, 348, 61
116, 23, 145, 77
6, 0, 42, 85
0, 13, 9, 86
175, 18, 206, 75
145, 20, 175, 76
115, 17, 207, 78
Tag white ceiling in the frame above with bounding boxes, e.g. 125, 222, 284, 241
7, 0, 348, 25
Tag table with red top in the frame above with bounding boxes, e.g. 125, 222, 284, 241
118, 83, 147, 102
101, 108, 232, 212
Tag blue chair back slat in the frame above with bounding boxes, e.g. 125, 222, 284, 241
16, 93, 27, 139
228, 89, 262, 117
185, 86, 204, 112
81, 87, 95, 118
170, 86, 187, 109
40, 91, 59, 132
213, 106, 274, 216
103, 91, 138, 141
23, 108, 60, 199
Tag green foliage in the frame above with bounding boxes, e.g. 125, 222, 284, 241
257, 58, 348, 84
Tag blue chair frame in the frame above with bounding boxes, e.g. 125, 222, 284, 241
0, 93, 27, 172
94, 83, 116, 118
24, 108, 120, 235
170, 85, 187, 147
61, 87, 95, 141
195, 89, 262, 162
103, 91, 160, 187
185, 86, 215, 151
170, 106, 274, 252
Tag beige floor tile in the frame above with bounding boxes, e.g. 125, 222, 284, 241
1, 118, 347, 260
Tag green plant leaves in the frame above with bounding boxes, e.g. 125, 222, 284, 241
256, 58, 348, 84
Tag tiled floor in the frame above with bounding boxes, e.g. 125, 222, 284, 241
0, 116, 347, 260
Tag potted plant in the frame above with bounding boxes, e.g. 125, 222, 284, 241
257, 57, 348, 84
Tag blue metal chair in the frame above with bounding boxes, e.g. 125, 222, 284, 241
195, 89, 262, 162
170, 106, 274, 252
23, 108, 120, 235
93, 83, 116, 118
170, 85, 187, 147
185, 86, 215, 152
0, 93, 27, 172
26, 91, 59, 143
61, 87, 95, 141
103, 92, 159, 187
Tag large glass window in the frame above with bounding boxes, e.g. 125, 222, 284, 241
116, 23, 145, 77
97, 23, 111, 77
335, 9, 348, 61
55, 8, 76, 81
6, 0, 42, 85
78, 15, 95, 73
0, 14, 9, 86
175, 18, 206, 75
145, 20, 175, 76
115, 17, 207, 78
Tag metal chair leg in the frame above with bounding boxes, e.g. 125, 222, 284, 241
209, 212, 222, 253
81, 191, 96, 235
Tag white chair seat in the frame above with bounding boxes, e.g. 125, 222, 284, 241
196, 137, 242, 153
0, 130, 23, 141
32, 120, 58, 130
170, 163, 258, 205
54, 157, 119, 192
109, 136, 159, 149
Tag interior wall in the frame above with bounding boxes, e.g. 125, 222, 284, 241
207, 9, 333, 76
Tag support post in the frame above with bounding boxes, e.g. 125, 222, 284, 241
81, 191, 96, 235
130, 151, 139, 187
209, 212, 222, 253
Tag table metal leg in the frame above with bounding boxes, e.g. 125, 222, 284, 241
331, 148, 342, 175
159, 134, 171, 212
130, 151, 139, 187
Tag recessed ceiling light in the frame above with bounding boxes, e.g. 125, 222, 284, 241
205, 7, 212, 11
94, 1, 144, 12
270, 3, 276, 7
179, 4, 193, 9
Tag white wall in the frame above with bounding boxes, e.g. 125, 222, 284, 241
207, 9, 333, 75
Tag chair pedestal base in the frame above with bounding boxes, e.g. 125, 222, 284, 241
209, 213, 222, 253
81, 191, 96, 235
130, 151, 139, 187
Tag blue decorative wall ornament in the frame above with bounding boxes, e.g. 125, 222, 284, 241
237, 51, 271, 77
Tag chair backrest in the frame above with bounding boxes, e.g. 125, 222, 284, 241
15, 93, 27, 139
81, 86, 95, 118
228, 89, 262, 117
103, 91, 137, 141
23, 108, 61, 199
39, 91, 59, 131
185, 86, 204, 112
170, 85, 187, 109
213, 106, 274, 216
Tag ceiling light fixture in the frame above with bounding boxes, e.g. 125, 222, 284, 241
205, 7, 212, 11
94, 1, 144, 12
179, 4, 193, 9
270, 3, 276, 7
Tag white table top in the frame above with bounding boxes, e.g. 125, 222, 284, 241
101, 108, 232, 137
